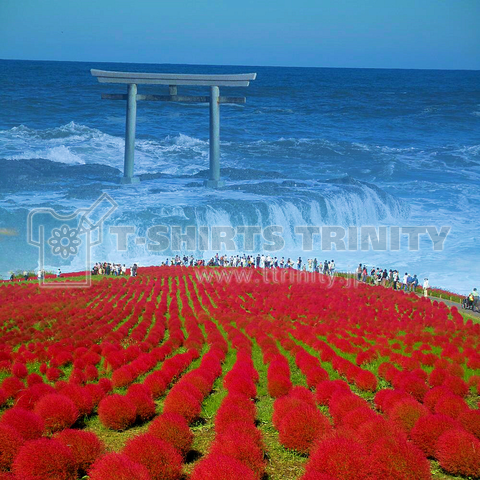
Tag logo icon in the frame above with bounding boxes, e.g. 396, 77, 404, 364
48, 224, 82, 259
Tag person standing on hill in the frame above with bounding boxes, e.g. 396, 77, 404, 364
392, 270, 399, 290
357, 264, 362, 281
388, 269, 393, 286
329, 260, 335, 276
411, 274, 419, 291
423, 278, 430, 298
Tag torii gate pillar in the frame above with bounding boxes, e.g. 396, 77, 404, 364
121, 83, 140, 184
205, 86, 224, 188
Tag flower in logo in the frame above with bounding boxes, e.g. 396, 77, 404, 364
48, 224, 82, 259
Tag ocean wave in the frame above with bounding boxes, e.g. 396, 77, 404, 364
8, 145, 86, 165
2, 122, 479, 181
0, 123, 210, 175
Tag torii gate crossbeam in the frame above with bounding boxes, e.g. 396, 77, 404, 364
91, 69, 257, 188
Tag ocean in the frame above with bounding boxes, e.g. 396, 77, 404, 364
0, 59, 479, 293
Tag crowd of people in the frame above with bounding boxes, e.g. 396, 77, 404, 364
355, 263, 430, 297
163, 254, 337, 275
163, 256, 435, 297
91, 262, 138, 277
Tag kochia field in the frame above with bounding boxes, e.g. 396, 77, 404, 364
0, 267, 479, 479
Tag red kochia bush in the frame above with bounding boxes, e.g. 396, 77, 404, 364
84, 383, 106, 406
315, 380, 349, 406
182, 371, 212, 396
357, 418, 407, 450
0, 407, 44, 440
442, 375, 469, 398
58, 384, 94, 416
143, 371, 168, 399
212, 430, 265, 479
34, 393, 79, 434
223, 374, 257, 398
55, 429, 105, 473
126, 384, 156, 422
1, 377, 24, 399
410, 414, 460, 457
12, 363, 28, 379
267, 373, 292, 398
215, 402, 256, 434
273, 396, 311, 430
98, 394, 137, 431
98, 378, 113, 393
14, 382, 56, 410
374, 389, 411, 414
289, 386, 316, 406
458, 409, 480, 439
423, 386, 450, 412
111, 367, 134, 389
190, 453, 257, 480
434, 394, 468, 419
396, 373, 429, 402
429, 368, 448, 387
305, 437, 371, 480
220, 420, 264, 450
278, 406, 332, 454
123, 433, 182, 480
148, 412, 193, 457
163, 388, 201, 424
388, 398, 429, 433
85, 364, 99, 382
369, 436, 432, 480
329, 392, 369, 425
341, 406, 379, 431
25, 375, 45, 390
88, 453, 152, 480
436, 429, 480, 477
13, 438, 76, 480
216, 392, 257, 425
0, 425, 23, 471
354, 370, 377, 392
46, 367, 62, 382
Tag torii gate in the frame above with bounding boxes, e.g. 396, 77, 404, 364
91, 69, 256, 187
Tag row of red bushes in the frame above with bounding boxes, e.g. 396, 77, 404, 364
192, 343, 265, 480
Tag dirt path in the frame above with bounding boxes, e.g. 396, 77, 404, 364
423, 295, 480, 319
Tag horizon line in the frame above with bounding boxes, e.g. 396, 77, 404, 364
1, 57, 479, 73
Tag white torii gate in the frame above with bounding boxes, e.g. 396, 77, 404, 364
91, 69, 257, 187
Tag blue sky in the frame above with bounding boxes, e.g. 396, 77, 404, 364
1, 0, 478, 69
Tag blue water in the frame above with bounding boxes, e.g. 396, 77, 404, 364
0, 60, 479, 292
